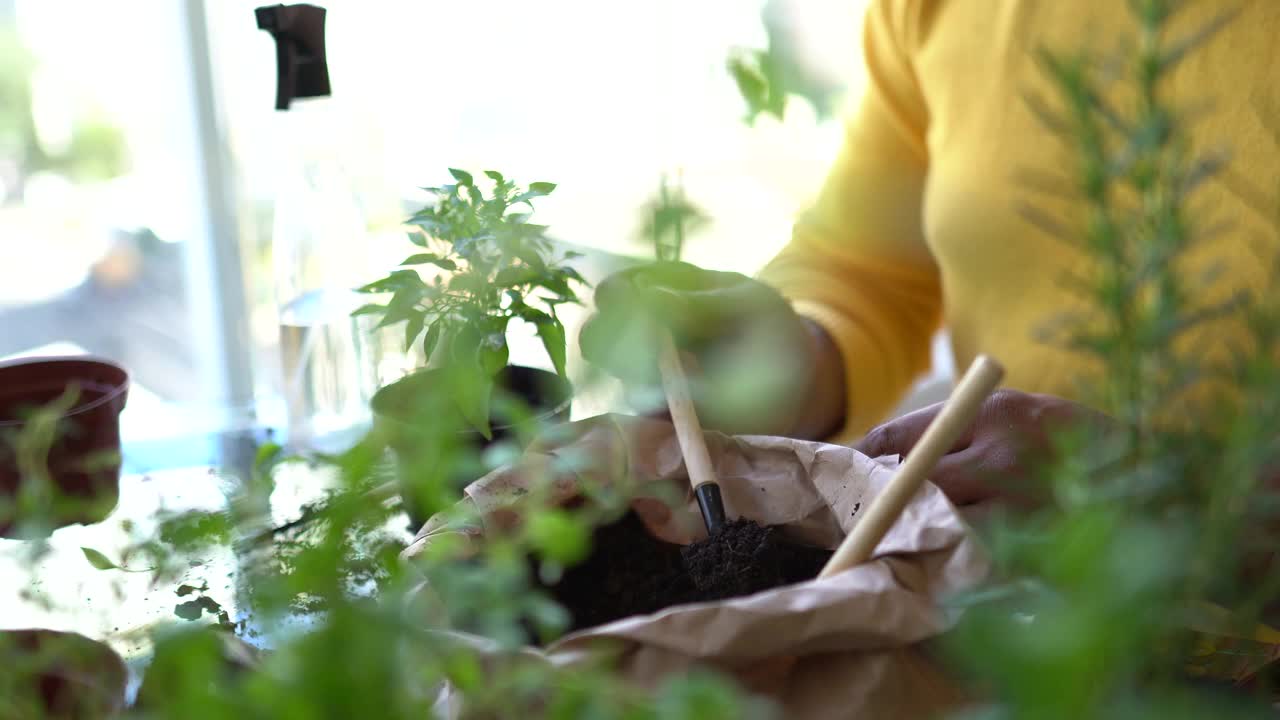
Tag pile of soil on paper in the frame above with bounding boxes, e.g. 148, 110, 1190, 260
536, 511, 697, 632
538, 511, 831, 634
680, 518, 833, 602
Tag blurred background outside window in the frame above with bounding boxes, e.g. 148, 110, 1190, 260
0, 0, 255, 471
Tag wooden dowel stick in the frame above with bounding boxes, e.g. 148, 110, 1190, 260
819, 355, 1005, 578
656, 330, 719, 494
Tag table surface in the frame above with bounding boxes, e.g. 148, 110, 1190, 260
2, 448, 365, 663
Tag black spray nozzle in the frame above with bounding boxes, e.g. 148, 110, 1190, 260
255, 4, 330, 111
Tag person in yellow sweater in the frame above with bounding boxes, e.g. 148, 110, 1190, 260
580, 0, 1280, 509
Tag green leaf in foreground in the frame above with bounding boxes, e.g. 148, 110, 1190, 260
535, 316, 568, 378
449, 328, 493, 439
526, 510, 590, 566
422, 321, 442, 360
405, 314, 426, 352
401, 253, 441, 266
254, 442, 284, 472
451, 365, 493, 441
82, 546, 154, 573
82, 547, 120, 571
351, 304, 387, 318
479, 335, 510, 378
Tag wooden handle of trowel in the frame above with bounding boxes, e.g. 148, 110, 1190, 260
656, 330, 718, 492
819, 355, 1005, 578
656, 329, 726, 531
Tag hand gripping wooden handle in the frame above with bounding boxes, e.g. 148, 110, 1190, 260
819, 355, 1005, 578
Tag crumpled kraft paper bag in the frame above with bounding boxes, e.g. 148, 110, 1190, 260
402, 414, 990, 719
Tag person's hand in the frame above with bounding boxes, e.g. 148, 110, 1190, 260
856, 390, 1111, 508
578, 261, 844, 438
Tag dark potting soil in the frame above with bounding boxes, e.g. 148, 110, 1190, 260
538, 511, 697, 632
538, 512, 832, 635
680, 519, 833, 602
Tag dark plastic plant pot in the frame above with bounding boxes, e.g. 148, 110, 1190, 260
371, 365, 572, 526
0, 357, 129, 537
1, 629, 128, 718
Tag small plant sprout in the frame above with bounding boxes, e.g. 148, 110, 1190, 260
639, 171, 710, 263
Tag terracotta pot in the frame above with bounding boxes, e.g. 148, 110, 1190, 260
0, 357, 129, 536
1, 629, 128, 719
371, 365, 571, 526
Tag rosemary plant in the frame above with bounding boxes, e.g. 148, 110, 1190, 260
947, 1, 1280, 716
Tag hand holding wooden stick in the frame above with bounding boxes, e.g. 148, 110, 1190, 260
819, 355, 1005, 578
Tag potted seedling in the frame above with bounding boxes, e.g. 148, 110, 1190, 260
357, 170, 584, 524
0, 356, 130, 537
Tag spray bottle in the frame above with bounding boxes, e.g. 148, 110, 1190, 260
256, 4, 379, 451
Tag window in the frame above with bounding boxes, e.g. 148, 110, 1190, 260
0, 0, 255, 468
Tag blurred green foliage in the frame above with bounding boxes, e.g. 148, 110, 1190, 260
0, 25, 128, 192
944, 1, 1280, 716
638, 173, 709, 263
105, 427, 763, 719
726, 48, 791, 127
726, 3, 843, 126
0, 27, 37, 168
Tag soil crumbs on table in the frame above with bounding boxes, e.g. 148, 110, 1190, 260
539, 512, 831, 635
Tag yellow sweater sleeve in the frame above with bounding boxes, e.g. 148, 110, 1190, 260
759, 0, 941, 442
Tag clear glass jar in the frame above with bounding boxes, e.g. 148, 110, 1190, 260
270, 101, 381, 451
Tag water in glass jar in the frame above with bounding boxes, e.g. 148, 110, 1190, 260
278, 287, 380, 450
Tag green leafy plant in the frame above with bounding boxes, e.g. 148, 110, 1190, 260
944, 1, 1280, 717
79, 420, 763, 719
355, 170, 586, 437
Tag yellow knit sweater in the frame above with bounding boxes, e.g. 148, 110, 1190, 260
760, 0, 1280, 442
